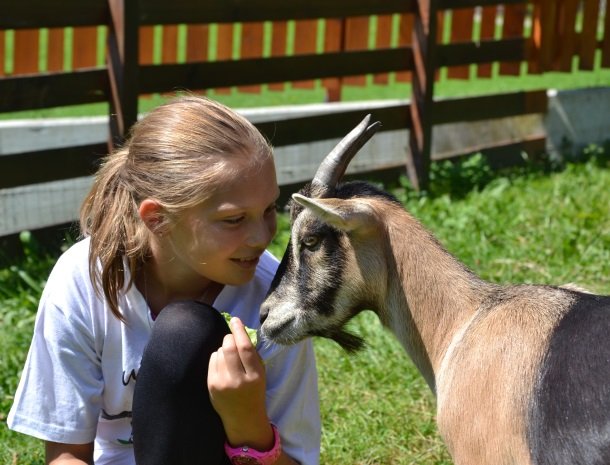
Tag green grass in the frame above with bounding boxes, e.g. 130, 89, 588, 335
3, 152, 607, 464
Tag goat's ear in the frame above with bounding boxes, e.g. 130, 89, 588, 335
292, 193, 375, 232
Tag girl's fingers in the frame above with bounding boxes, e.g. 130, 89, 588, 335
228, 317, 263, 374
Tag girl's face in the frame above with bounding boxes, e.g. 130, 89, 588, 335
165, 156, 280, 287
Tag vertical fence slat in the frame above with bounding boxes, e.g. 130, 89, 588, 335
396, 13, 413, 82
447, 7, 475, 79
239, 22, 264, 93
477, 6, 498, 77
139, 26, 155, 65
343, 16, 370, 86
186, 25, 209, 95
531, 0, 556, 72
107, 0, 140, 147
292, 19, 318, 89
72, 26, 99, 69
603, 0, 610, 67
269, 21, 287, 91
47, 28, 65, 72
579, 0, 600, 70
373, 14, 394, 84
186, 25, 208, 62
556, 0, 579, 71
215, 24, 234, 94
14, 29, 40, 75
161, 25, 179, 63
323, 18, 344, 101
0, 30, 4, 75
408, 0, 439, 190
499, 3, 526, 75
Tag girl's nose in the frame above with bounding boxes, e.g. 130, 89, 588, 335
247, 217, 275, 247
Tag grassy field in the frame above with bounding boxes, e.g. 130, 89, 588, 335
1, 148, 609, 464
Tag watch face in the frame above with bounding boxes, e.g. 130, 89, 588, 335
232, 456, 261, 465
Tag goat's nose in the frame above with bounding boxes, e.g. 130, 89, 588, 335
259, 304, 269, 325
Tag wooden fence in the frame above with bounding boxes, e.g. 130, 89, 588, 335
1, 0, 608, 214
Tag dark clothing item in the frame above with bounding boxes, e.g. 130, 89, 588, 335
132, 301, 231, 465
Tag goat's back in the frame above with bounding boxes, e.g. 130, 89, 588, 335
529, 292, 610, 465
436, 287, 610, 465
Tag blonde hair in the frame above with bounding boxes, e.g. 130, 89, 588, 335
80, 96, 273, 320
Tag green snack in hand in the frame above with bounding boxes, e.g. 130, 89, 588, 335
221, 312, 258, 346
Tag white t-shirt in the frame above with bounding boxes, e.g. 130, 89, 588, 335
8, 238, 321, 465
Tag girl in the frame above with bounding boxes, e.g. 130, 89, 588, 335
8, 96, 321, 465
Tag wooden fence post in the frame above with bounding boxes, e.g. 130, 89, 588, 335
107, 0, 139, 149
407, 0, 439, 190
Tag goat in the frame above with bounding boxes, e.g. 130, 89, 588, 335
260, 115, 610, 465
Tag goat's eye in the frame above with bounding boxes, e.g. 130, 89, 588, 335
302, 234, 320, 250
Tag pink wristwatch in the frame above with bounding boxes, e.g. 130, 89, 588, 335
224, 424, 282, 465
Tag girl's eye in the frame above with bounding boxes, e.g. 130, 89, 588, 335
265, 203, 278, 215
223, 216, 244, 225
302, 235, 320, 249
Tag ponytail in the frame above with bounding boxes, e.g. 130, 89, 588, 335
80, 148, 148, 320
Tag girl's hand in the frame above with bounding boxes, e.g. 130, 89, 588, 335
207, 317, 274, 451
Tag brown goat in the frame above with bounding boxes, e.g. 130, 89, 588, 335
260, 115, 610, 465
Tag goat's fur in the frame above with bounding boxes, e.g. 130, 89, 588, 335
260, 180, 610, 465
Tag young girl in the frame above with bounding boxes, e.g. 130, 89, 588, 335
8, 96, 321, 465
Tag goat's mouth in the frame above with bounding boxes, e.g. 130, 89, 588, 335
261, 316, 365, 353
260, 314, 302, 345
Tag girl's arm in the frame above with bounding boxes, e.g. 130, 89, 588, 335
45, 441, 94, 465
208, 317, 299, 465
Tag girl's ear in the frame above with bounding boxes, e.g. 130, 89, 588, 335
138, 199, 166, 235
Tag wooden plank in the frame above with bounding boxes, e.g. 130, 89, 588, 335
2, 0, 440, 29
72, 26, 99, 69
269, 21, 288, 91
579, 0, 600, 70
215, 24, 234, 94
322, 18, 344, 101
293, 19, 318, 89
499, 3, 527, 75
0, 144, 106, 189
139, 47, 412, 93
0, 31, 4, 75
0, 69, 108, 112
531, 0, 559, 72
432, 89, 548, 125
477, 5, 497, 77
396, 13, 413, 82
603, 0, 610, 68
238, 22, 265, 93
13, 29, 40, 75
161, 25, 179, 63
343, 16, 371, 86
47, 28, 65, 72
447, 7, 475, 79
437, 37, 526, 68
107, 0, 140, 147
139, 0, 416, 25
556, 0, 579, 71
373, 14, 394, 84
139, 26, 155, 65
408, 0, 440, 190
254, 103, 408, 147
186, 25, 209, 62
2, 1, 108, 29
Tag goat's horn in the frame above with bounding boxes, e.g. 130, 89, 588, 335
311, 114, 382, 198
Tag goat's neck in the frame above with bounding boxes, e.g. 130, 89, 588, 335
378, 211, 494, 391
